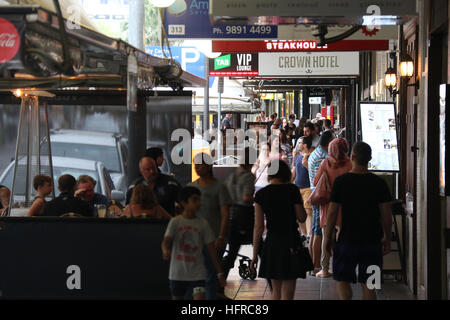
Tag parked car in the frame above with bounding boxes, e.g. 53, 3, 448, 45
0, 156, 125, 216
49, 129, 128, 193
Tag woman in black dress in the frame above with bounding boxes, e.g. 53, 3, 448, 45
251, 160, 307, 300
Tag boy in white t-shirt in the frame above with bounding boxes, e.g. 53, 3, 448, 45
162, 186, 226, 300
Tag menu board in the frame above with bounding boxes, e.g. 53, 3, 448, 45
360, 102, 400, 172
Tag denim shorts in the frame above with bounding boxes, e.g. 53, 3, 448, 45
332, 242, 383, 284
311, 205, 322, 236
169, 280, 206, 298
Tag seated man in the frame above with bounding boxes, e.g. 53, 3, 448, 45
43, 174, 92, 217
126, 157, 181, 216
75, 175, 109, 213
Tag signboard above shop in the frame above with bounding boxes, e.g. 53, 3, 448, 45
210, 0, 417, 20
164, 0, 277, 39
209, 53, 258, 76
165, 0, 401, 40
258, 52, 360, 77
212, 40, 390, 53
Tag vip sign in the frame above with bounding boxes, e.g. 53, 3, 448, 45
259, 52, 359, 77
209, 53, 258, 76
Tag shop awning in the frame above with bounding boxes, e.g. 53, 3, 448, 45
192, 96, 261, 114
0, 5, 206, 91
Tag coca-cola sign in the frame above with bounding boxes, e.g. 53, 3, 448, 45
0, 18, 20, 64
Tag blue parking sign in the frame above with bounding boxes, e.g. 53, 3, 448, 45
164, 0, 278, 39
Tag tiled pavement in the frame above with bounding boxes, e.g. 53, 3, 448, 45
224, 245, 416, 300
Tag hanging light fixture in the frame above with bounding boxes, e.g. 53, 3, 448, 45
148, 0, 176, 8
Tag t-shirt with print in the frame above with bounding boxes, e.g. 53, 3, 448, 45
165, 215, 216, 281
187, 180, 232, 237
330, 173, 392, 244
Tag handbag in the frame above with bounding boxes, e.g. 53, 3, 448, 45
308, 163, 332, 206
288, 220, 314, 278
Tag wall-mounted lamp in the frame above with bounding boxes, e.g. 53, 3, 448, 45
385, 65, 399, 98
385, 54, 419, 99
399, 54, 414, 78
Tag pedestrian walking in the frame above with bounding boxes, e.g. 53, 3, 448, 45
162, 186, 226, 300
251, 160, 307, 300
324, 142, 393, 300
308, 130, 334, 275
313, 138, 352, 278
188, 153, 231, 300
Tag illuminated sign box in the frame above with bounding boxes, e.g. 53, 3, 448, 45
209, 53, 259, 76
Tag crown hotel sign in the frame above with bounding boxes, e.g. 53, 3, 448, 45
259, 52, 360, 76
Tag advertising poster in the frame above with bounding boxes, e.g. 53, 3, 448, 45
360, 102, 400, 172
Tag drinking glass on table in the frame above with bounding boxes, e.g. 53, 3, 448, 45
96, 204, 107, 218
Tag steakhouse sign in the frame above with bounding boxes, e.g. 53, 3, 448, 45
212, 39, 389, 53
0, 18, 21, 64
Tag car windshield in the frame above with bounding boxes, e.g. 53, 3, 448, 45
0, 165, 100, 196
51, 142, 121, 173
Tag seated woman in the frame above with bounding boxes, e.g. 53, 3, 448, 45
27, 174, 53, 217
0, 186, 11, 216
122, 184, 171, 219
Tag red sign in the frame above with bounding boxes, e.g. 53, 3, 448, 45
212, 40, 389, 53
0, 18, 21, 64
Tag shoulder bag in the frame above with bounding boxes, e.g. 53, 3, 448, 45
308, 161, 332, 206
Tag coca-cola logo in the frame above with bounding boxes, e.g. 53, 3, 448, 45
0, 18, 20, 64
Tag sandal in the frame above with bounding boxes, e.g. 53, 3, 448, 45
315, 270, 332, 278
310, 268, 321, 276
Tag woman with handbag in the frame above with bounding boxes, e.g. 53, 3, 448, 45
250, 160, 307, 300
313, 138, 352, 278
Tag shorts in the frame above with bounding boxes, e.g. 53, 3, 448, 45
332, 242, 383, 284
169, 280, 206, 298
311, 205, 322, 236
300, 188, 312, 210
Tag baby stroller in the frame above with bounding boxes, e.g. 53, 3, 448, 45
236, 253, 257, 280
